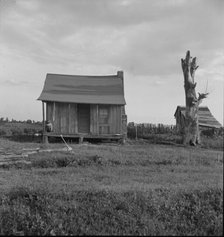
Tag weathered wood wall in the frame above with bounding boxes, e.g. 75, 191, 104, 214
121, 106, 127, 138
46, 102, 126, 136
108, 105, 121, 134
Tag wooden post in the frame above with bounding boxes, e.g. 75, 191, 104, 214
42, 102, 48, 144
121, 135, 126, 145
96, 104, 99, 135
42, 101, 45, 133
68, 103, 71, 133
53, 102, 55, 122
74, 104, 78, 133
79, 136, 83, 144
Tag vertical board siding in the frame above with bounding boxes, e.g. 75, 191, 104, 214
117, 105, 122, 134
60, 103, 68, 134
45, 102, 125, 136
55, 102, 61, 133
69, 103, 77, 134
108, 106, 115, 134
90, 105, 98, 135
53, 102, 56, 122
46, 102, 53, 122
46, 102, 58, 132
90, 105, 93, 134
74, 104, 78, 133
121, 105, 127, 137
108, 105, 122, 134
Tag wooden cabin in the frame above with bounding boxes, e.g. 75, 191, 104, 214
174, 106, 222, 134
38, 71, 127, 143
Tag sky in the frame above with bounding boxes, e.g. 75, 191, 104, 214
0, 0, 223, 125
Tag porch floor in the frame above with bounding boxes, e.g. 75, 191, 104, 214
43, 132, 124, 144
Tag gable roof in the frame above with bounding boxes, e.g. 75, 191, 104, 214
38, 72, 126, 105
174, 106, 222, 129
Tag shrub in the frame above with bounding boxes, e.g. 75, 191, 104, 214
201, 136, 223, 150
29, 153, 105, 169
10, 128, 23, 136
23, 128, 38, 135
31, 156, 72, 168
0, 129, 6, 136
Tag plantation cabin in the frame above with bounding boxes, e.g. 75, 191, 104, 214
174, 106, 222, 134
38, 71, 127, 143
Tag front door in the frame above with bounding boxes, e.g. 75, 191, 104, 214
77, 104, 90, 133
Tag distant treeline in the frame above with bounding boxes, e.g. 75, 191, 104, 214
0, 120, 42, 137
0, 117, 42, 125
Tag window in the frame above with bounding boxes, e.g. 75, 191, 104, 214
99, 106, 109, 125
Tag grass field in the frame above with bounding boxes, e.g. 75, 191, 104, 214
0, 138, 223, 235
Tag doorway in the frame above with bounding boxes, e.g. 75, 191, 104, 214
77, 104, 90, 133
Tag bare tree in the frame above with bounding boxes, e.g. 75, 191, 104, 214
181, 50, 208, 146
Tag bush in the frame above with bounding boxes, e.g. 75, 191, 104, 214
10, 128, 23, 136
31, 155, 72, 168
29, 153, 105, 169
23, 128, 38, 135
0, 129, 6, 136
201, 136, 223, 150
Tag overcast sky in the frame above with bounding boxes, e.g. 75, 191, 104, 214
0, 0, 223, 125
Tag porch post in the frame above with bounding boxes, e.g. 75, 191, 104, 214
42, 101, 48, 144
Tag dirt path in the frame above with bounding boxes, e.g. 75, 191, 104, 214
0, 146, 71, 166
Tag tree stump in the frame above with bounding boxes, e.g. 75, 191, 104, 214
181, 50, 208, 146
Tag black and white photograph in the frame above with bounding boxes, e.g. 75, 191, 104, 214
0, 0, 223, 235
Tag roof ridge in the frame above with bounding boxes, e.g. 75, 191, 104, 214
46, 73, 118, 77
178, 106, 209, 109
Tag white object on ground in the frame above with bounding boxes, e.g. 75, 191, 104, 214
60, 135, 73, 151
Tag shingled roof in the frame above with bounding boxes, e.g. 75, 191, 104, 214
174, 106, 222, 129
38, 73, 126, 105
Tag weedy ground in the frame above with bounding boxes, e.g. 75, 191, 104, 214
0, 138, 223, 236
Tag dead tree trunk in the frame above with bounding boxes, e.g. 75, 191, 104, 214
181, 50, 208, 146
